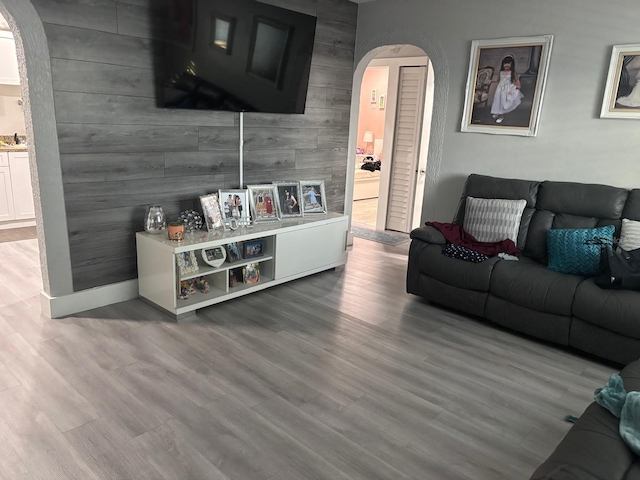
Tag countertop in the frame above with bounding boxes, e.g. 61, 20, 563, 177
0, 145, 28, 152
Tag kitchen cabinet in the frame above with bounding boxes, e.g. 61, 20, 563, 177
8, 152, 34, 219
0, 31, 19, 85
0, 165, 14, 221
0, 151, 34, 223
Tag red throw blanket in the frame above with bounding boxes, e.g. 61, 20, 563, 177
426, 222, 520, 257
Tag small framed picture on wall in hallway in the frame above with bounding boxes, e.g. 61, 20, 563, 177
370, 89, 377, 103
460, 35, 554, 137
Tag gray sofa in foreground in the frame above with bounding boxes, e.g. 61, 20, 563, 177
407, 174, 640, 366
531, 358, 640, 479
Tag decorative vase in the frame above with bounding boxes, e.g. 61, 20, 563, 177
168, 222, 185, 241
144, 205, 166, 234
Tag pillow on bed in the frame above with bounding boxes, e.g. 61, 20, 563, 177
547, 225, 614, 276
463, 196, 527, 243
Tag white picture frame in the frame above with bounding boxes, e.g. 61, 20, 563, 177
247, 184, 282, 222
601, 44, 640, 119
199, 193, 224, 232
299, 180, 327, 215
273, 181, 302, 217
218, 188, 250, 229
461, 35, 554, 137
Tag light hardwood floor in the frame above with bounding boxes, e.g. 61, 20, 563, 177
0, 237, 615, 479
352, 198, 378, 226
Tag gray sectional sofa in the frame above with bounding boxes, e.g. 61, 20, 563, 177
407, 174, 640, 366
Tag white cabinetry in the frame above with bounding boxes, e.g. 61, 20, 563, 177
8, 151, 34, 219
0, 165, 14, 221
0, 151, 34, 223
0, 31, 20, 85
136, 213, 348, 319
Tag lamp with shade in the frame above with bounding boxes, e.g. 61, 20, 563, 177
362, 130, 374, 154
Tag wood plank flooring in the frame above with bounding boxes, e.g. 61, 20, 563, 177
352, 198, 378, 226
0, 237, 616, 479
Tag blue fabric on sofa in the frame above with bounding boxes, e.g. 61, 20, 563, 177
547, 225, 614, 276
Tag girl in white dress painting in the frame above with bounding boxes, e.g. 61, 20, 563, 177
490, 55, 524, 124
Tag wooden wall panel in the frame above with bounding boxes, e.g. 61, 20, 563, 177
32, 0, 357, 292
45, 24, 156, 68
30, 0, 117, 32
53, 92, 235, 127
51, 59, 157, 98
57, 124, 199, 154
60, 153, 165, 183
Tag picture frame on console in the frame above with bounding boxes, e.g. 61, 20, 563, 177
461, 35, 554, 137
300, 181, 327, 214
218, 189, 250, 229
247, 185, 281, 222
273, 181, 302, 217
199, 193, 224, 232
601, 44, 640, 119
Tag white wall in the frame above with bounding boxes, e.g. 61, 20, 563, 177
355, 0, 640, 222
0, 84, 25, 135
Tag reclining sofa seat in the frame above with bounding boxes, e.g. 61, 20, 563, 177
407, 174, 640, 365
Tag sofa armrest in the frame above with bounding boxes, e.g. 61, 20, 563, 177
410, 226, 447, 244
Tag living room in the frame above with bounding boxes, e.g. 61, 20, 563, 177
0, 0, 638, 478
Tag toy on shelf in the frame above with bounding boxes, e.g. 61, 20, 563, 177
178, 281, 190, 300
195, 276, 210, 294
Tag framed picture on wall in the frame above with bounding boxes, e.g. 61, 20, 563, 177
601, 44, 640, 119
460, 35, 554, 137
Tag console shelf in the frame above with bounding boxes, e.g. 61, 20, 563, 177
136, 213, 348, 319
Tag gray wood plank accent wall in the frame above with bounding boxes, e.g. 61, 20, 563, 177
29, 0, 357, 291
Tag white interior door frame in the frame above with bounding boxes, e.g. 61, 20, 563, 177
371, 56, 430, 231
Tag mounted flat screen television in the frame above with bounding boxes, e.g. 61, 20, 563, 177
162, 0, 317, 114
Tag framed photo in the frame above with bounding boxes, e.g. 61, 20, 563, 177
248, 17, 289, 86
379, 95, 386, 110
461, 35, 554, 137
601, 45, 640, 119
200, 193, 224, 232
218, 189, 250, 229
243, 239, 264, 259
242, 262, 260, 284
210, 13, 235, 54
273, 181, 302, 217
225, 242, 242, 262
201, 246, 226, 268
370, 89, 377, 103
175, 251, 199, 276
247, 184, 281, 222
300, 180, 327, 214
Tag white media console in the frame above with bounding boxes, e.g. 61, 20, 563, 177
136, 213, 349, 320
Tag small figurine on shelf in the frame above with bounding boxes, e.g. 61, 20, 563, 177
195, 276, 210, 294
187, 279, 197, 296
178, 281, 190, 300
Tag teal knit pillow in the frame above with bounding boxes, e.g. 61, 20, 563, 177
547, 225, 614, 276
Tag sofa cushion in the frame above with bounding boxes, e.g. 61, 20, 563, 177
622, 189, 640, 221
416, 243, 500, 292
463, 196, 527, 243
547, 225, 614, 276
537, 181, 628, 220
620, 218, 640, 251
489, 256, 583, 316
452, 174, 541, 250
572, 278, 640, 340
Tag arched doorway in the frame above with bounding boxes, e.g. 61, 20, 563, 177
347, 44, 434, 236
0, 0, 73, 314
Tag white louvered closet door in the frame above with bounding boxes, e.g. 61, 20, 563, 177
385, 66, 426, 233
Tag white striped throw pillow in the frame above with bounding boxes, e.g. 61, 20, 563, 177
463, 196, 527, 243
619, 218, 640, 251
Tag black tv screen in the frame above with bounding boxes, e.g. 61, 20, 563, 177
163, 0, 317, 114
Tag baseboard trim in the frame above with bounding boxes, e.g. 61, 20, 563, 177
41, 279, 139, 318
